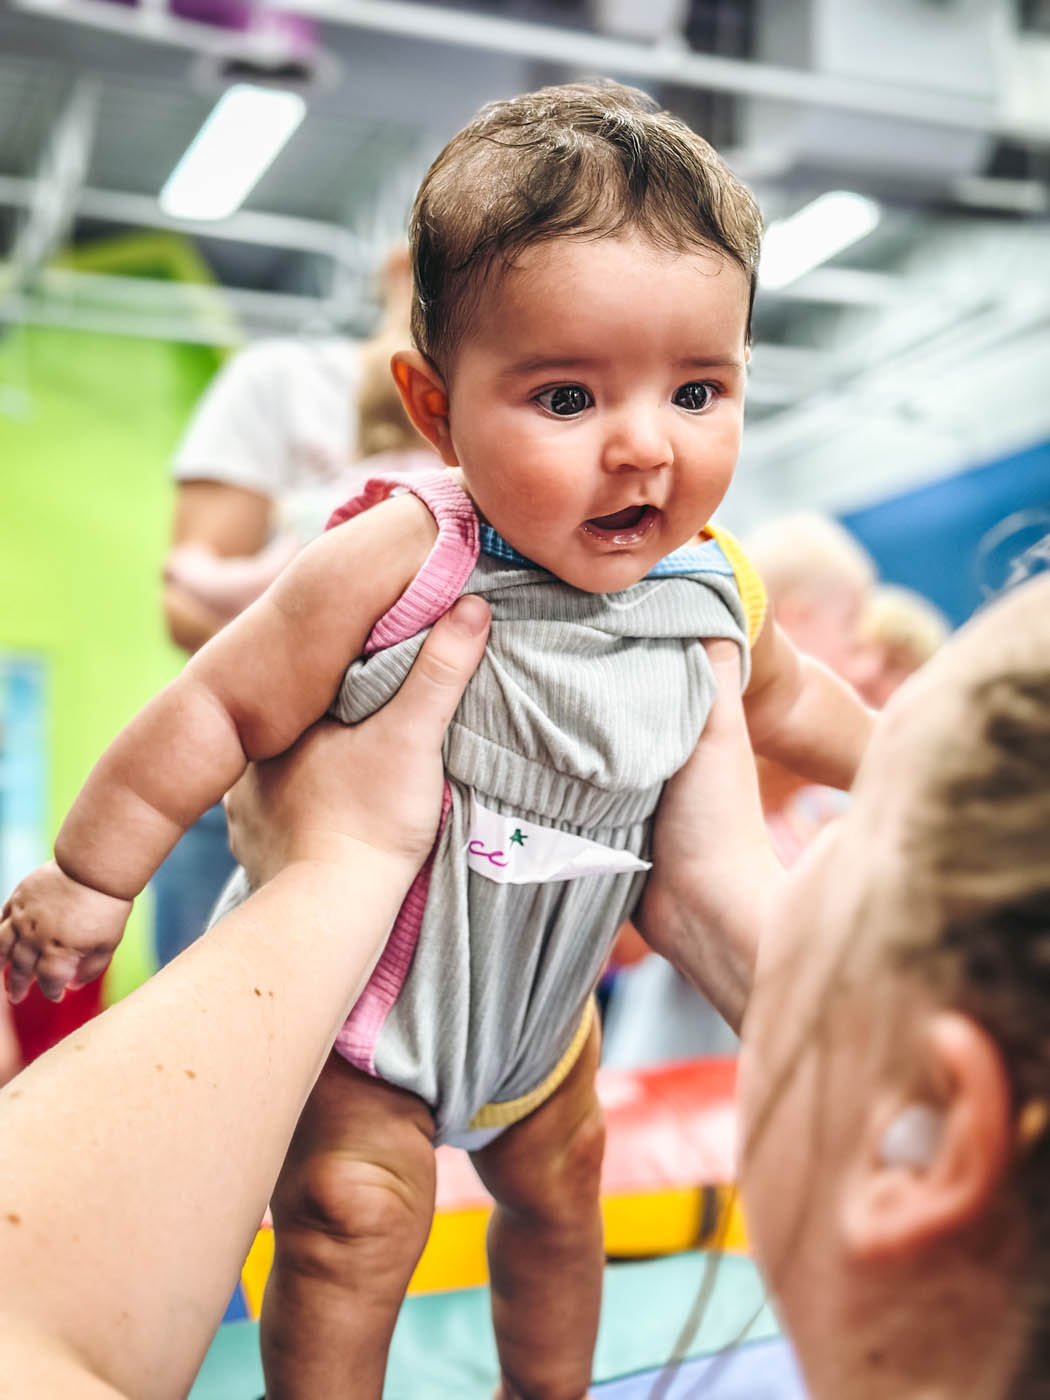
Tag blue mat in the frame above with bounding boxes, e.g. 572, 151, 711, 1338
190, 1252, 806, 1398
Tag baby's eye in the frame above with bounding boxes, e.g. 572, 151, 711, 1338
535, 384, 593, 416
673, 382, 717, 412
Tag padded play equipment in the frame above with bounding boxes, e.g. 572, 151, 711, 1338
238, 1057, 746, 1317
198, 1059, 799, 1397
194, 1252, 804, 1399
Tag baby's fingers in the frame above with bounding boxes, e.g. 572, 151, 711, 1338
0, 907, 14, 965
6, 936, 40, 1005
71, 949, 113, 988
34, 947, 83, 1003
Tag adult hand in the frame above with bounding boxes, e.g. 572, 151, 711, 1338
226, 594, 490, 887
637, 638, 785, 1031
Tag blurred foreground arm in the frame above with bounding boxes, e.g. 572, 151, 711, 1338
0, 596, 489, 1400
638, 639, 787, 1032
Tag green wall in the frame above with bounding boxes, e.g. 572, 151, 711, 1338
0, 320, 222, 998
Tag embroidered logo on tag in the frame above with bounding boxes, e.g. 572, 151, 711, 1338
465, 795, 651, 885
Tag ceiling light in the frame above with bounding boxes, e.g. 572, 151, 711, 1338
759, 190, 881, 291
159, 83, 305, 222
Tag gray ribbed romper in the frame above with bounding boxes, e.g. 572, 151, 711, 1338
212, 472, 751, 1145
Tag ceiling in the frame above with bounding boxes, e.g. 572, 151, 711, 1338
1, 0, 1048, 523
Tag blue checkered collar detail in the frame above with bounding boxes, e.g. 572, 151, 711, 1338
478, 523, 733, 579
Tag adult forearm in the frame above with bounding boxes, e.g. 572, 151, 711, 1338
642, 640, 787, 1031
636, 847, 782, 1032
0, 853, 410, 1400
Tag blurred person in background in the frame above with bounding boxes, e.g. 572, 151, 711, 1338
850, 582, 951, 709
602, 512, 876, 1066
152, 246, 432, 969
744, 512, 875, 856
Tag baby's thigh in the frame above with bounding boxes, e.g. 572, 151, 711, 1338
469, 1017, 605, 1220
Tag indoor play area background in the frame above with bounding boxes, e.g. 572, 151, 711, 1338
1, 1, 1048, 1395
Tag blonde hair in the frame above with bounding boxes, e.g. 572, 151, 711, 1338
859, 585, 950, 668
743, 513, 874, 605
887, 577, 1050, 1395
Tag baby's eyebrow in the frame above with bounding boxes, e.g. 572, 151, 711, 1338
499, 354, 602, 378
675, 355, 747, 373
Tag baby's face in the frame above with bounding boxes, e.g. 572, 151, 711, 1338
441, 231, 750, 592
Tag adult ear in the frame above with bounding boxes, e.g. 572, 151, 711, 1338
842, 1010, 1012, 1260
390, 351, 458, 467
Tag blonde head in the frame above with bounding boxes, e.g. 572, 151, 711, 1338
860, 585, 950, 665
853, 585, 951, 706
872, 577, 1050, 1395
743, 513, 875, 606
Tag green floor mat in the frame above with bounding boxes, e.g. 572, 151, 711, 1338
190, 1252, 777, 1399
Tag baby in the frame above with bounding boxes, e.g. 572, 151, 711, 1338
2, 83, 873, 1400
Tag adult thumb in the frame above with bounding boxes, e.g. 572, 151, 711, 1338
395, 595, 490, 745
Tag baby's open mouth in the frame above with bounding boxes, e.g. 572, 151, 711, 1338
582, 504, 657, 543
588, 505, 647, 530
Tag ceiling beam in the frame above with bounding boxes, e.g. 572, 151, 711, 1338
0, 174, 365, 266
12, 0, 999, 132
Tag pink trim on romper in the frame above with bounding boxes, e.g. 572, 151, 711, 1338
328, 472, 481, 1074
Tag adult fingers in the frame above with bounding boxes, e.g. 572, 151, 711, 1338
395, 596, 490, 748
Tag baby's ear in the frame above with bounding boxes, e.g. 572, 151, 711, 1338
390, 351, 457, 467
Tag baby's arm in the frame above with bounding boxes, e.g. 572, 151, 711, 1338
742, 612, 875, 789
0, 494, 437, 1002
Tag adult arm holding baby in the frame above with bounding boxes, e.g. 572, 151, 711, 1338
0, 492, 437, 1003
0, 595, 489, 1400
638, 612, 875, 1034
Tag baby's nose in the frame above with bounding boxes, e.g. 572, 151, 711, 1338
601, 410, 673, 473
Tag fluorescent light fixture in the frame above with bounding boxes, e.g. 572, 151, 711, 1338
759, 190, 881, 291
159, 84, 305, 222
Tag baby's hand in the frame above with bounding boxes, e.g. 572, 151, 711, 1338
0, 862, 133, 1004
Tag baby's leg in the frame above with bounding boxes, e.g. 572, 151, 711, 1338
260, 1050, 436, 1400
470, 1016, 605, 1400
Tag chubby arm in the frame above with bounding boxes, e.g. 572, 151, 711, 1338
2, 493, 436, 1000
742, 612, 875, 791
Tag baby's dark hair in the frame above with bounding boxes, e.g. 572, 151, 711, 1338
409, 80, 763, 372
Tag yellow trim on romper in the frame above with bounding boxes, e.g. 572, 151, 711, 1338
466, 999, 596, 1131
703, 523, 767, 648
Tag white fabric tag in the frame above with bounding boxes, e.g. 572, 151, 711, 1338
465, 794, 651, 886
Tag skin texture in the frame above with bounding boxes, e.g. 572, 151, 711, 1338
0, 597, 491, 1400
